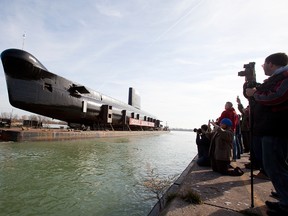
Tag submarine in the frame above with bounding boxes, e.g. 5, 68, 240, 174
1, 48, 162, 130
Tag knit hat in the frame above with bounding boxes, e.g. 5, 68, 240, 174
220, 118, 232, 127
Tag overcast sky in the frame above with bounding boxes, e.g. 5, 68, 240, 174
0, 0, 287, 128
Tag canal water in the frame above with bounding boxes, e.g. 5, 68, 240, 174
0, 131, 197, 216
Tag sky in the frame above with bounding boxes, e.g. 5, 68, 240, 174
0, 0, 288, 129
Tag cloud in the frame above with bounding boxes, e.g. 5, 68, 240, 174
0, 0, 288, 128
95, 4, 123, 18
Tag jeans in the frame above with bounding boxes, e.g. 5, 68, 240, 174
252, 136, 263, 169
262, 136, 288, 207
232, 135, 241, 160
197, 156, 210, 167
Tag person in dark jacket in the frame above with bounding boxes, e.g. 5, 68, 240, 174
195, 124, 211, 166
246, 52, 288, 216
236, 96, 250, 153
237, 96, 267, 178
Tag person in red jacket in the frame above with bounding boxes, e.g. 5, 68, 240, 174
216, 101, 237, 131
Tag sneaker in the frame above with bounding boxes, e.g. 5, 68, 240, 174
267, 208, 288, 216
253, 171, 270, 180
244, 162, 260, 170
270, 191, 280, 200
265, 201, 280, 210
234, 167, 244, 176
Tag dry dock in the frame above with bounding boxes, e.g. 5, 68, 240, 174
0, 128, 168, 142
149, 153, 276, 216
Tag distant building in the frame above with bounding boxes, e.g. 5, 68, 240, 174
0, 118, 11, 128
23, 120, 42, 128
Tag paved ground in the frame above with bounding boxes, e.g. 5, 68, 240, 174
150, 153, 277, 216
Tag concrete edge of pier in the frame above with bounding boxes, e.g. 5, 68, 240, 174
148, 153, 276, 216
147, 156, 198, 216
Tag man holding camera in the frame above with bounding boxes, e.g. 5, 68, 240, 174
195, 124, 210, 166
246, 53, 288, 216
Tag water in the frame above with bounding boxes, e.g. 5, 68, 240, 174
0, 131, 197, 216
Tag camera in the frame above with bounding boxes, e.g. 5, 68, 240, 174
193, 128, 202, 134
238, 62, 256, 84
238, 62, 258, 98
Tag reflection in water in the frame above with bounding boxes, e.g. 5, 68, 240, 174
0, 131, 197, 216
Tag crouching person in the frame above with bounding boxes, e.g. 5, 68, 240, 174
208, 118, 244, 176
195, 124, 211, 167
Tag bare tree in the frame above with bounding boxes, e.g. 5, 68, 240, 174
21, 115, 29, 121
1, 112, 10, 119
12, 114, 18, 121
143, 164, 178, 210
29, 115, 38, 121
37, 115, 49, 123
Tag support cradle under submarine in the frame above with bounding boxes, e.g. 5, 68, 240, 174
1, 48, 162, 130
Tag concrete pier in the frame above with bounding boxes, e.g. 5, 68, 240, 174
149, 153, 276, 216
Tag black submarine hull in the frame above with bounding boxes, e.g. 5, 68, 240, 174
1, 49, 161, 130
